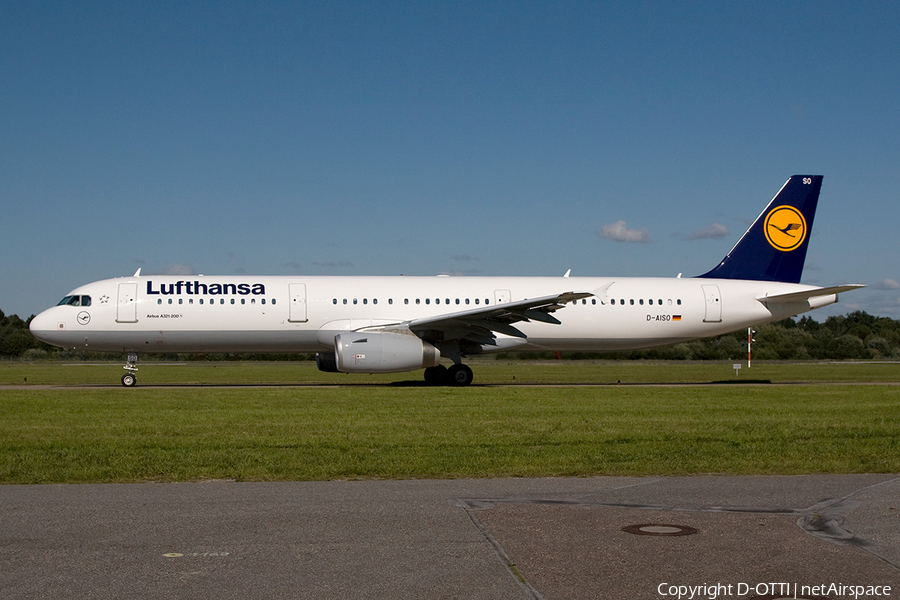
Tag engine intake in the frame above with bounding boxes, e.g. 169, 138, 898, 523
332, 332, 441, 373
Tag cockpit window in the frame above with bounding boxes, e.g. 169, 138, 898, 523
57, 295, 91, 307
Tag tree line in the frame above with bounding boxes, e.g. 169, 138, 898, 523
2, 308, 899, 361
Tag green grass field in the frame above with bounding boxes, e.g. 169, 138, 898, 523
2, 359, 900, 386
1, 361, 898, 483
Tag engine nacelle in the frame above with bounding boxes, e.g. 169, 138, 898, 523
333, 332, 441, 373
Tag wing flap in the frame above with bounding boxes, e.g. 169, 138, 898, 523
400, 291, 592, 350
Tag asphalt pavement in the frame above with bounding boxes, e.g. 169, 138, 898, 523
2, 475, 898, 599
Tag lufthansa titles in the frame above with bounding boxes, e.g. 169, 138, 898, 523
146, 281, 266, 296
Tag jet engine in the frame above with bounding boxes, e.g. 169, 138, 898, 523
328, 331, 441, 373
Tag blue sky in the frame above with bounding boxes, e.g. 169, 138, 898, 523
2, 1, 899, 320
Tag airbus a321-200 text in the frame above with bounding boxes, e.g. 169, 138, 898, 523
30, 175, 864, 386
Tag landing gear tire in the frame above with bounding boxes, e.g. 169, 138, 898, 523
424, 365, 448, 385
121, 373, 137, 387
447, 364, 474, 387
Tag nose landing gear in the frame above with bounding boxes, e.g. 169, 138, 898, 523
121, 353, 138, 387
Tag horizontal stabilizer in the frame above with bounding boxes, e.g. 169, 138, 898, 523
758, 284, 866, 304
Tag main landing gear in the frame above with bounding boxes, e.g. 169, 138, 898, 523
423, 363, 474, 387
121, 353, 138, 387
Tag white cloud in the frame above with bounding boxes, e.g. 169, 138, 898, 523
599, 220, 652, 244
874, 278, 900, 290
164, 264, 195, 276
688, 223, 729, 240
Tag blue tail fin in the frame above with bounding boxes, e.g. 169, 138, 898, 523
698, 175, 822, 284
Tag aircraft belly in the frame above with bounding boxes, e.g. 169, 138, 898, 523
76, 330, 323, 354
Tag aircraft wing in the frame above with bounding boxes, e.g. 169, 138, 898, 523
758, 284, 866, 305
362, 291, 593, 356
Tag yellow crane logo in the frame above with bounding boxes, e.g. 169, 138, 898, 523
764, 205, 807, 251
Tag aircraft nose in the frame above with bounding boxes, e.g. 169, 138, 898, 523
29, 309, 60, 344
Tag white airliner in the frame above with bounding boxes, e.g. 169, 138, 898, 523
30, 175, 863, 386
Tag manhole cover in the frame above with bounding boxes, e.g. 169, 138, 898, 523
621, 523, 698, 536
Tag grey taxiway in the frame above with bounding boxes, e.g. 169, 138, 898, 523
2, 475, 899, 599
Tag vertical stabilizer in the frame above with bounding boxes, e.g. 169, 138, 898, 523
698, 175, 822, 284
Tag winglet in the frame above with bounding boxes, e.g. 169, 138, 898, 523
699, 175, 822, 284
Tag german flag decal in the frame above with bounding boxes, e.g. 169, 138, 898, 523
673, 315, 682, 321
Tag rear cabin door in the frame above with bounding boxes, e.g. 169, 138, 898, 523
116, 283, 138, 323
702, 284, 722, 323
289, 283, 308, 323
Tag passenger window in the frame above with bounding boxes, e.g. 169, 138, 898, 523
630, 299, 634, 305
677, 299, 682, 305
272, 299, 276, 305
230, 299, 235, 305
649, 299, 653, 305
426, 299, 431, 305
363, 298, 367, 305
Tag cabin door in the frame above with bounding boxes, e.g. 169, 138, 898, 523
116, 283, 138, 323
289, 283, 308, 323
702, 284, 722, 323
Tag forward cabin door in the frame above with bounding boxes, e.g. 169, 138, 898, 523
116, 283, 138, 323
289, 283, 308, 323
702, 284, 722, 323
